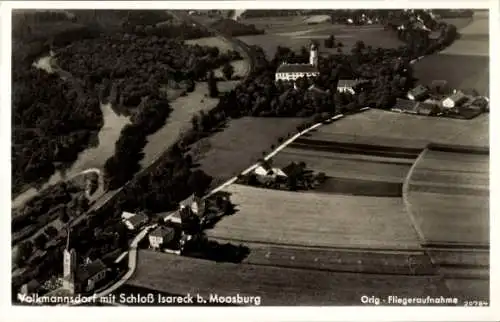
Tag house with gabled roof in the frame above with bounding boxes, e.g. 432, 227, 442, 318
407, 85, 429, 101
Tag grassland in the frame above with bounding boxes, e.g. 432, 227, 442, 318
206, 184, 421, 249
413, 54, 489, 95
237, 21, 403, 58
406, 149, 489, 246
127, 250, 451, 305
140, 81, 239, 168
193, 117, 304, 180
439, 12, 489, 57
414, 11, 489, 94
312, 109, 489, 148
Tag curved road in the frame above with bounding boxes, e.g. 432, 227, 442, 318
89, 110, 367, 301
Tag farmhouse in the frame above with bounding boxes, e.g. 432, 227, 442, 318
407, 85, 429, 101
148, 226, 177, 249
122, 212, 149, 231
62, 232, 109, 295
442, 91, 468, 109
275, 43, 319, 82
337, 79, 369, 94
254, 163, 288, 179
179, 194, 206, 217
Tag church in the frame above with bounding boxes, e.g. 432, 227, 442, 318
62, 230, 109, 295
275, 43, 320, 82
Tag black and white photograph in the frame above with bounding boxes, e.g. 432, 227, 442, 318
1, 1, 498, 319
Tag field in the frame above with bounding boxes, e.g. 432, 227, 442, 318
185, 36, 250, 78
270, 146, 414, 196
439, 11, 489, 57
414, 11, 489, 94
413, 54, 489, 95
127, 250, 451, 305
311, 109, 489, 148
193, 117, 304, 180
232, 242, 435, 275
140, 80, 239, 168
206, 184, 421, 249
237, 19, 403, 58
406, 149, 489, 245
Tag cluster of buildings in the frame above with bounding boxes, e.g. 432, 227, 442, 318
392, 82, 489, 118
275, 43, 368, 95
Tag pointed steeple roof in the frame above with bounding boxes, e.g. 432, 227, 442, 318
65, 226, 72, 251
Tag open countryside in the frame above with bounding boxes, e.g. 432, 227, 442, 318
11, 9, 490, 307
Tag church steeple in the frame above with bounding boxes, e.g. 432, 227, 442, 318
63, 226, 77, 294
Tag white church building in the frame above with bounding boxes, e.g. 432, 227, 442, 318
275, 43, 320, 82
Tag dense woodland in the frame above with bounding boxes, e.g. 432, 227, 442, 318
209, 19, 265, 37
12, 9, 463, 290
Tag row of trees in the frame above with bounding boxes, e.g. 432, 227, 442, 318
210, 19, 265, 37
103, 95, 172, 190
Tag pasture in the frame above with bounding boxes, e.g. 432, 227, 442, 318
127, 250, 451, 305
206, 184, 421, 249
140, 80, 239, 168
405, 149, 489, 246
312, 109, 489, 148
414, 11, 489, 93
237, 22, 403, 58
193, 117, 304, 180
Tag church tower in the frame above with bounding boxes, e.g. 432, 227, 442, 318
309, 43, 319, 67
62, 227, 77, 294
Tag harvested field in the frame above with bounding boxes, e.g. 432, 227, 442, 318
194, 117, 304, 180
127, 250, 451, 305
413, 54, 489, 95
140, 81, 239, 168
444, 279, 489, 301
313, 109, 489, 148
206, 184, 421, 249
230, 242, 436, 275
406, 149, 489, 245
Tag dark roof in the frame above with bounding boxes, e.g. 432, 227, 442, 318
150, 226, 176, 240
276, 64, 319, 74
126, 213, 149, 227
394, 98, 418, 112
23, 279, 41, 292
180, 194, 198, 207
408, 85, 428, 97
416, 102, 439, 115
337, 79, 369, 88
76, 259, 107, 282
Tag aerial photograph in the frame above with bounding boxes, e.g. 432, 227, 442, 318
10, 8, 489, 306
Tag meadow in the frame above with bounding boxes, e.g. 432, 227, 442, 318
193, 117, 304, 181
